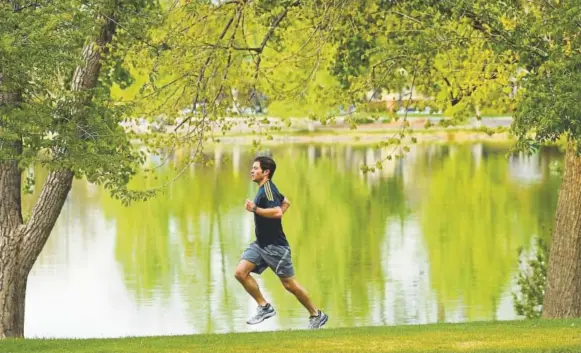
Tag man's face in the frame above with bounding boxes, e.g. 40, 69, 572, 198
251, 161, 267, 182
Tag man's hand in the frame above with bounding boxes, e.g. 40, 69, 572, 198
246, 199, 283, 218
245, 199, 256, 212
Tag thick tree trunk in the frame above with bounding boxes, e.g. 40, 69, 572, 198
0, 7, 118, 338
542, 143, 581, 318
0, 249, 27, 339
0, 141, 25, 338
0, 144, 23, 230
0, 68, 27, 338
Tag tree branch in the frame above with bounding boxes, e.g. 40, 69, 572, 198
202, 0, 300, 55
174, 5, 239, 132
256, 0, 300, 54
21, 169, 73, 271
19, 3, 119, 268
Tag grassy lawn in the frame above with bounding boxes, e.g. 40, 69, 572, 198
2, 319, 580, 353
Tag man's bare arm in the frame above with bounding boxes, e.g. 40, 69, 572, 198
255, 206, 283, 219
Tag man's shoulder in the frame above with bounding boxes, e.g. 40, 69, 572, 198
265, 180, 281, 191
265, 180, 282, 196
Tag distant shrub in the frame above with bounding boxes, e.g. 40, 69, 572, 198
348, 115, 377, 125
512, 238, 548, 319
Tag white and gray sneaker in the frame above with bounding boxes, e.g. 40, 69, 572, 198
308, 310, 328, 329
246, 303, 276, 325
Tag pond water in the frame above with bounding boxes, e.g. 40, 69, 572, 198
24, 142, 562, 338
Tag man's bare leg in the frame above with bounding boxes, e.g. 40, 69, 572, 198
280, 276, 328, 328
280, 276, 318, 316
234, 260, 268, 306
235, 259, 276, 325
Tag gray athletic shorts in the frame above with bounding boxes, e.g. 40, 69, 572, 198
241, 243, 295, 278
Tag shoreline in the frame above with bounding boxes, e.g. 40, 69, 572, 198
129, 116, 516, 146
211, 129, 514, 146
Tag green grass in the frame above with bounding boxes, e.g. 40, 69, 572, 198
2, 319, 580, 353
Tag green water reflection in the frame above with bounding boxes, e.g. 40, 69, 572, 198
26, 142, 561, 338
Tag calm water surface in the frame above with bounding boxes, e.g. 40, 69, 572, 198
24, 142, 562, 338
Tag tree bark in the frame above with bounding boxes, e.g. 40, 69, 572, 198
0, 69, 27, 338
20, 170, 74, 274
542, 142, 581, 318
0, 6, 118, 338
0, 141, 25, 338
70, 12, 117, 91
0, 247, 27, 339
0, 143, 23, 230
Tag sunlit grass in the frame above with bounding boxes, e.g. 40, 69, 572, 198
3, 319, 580, 353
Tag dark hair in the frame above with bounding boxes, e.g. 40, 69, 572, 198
254, 156, 276, 179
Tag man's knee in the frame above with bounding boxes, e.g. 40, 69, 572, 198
234, 268, 249, 282
235, 259, 257, 282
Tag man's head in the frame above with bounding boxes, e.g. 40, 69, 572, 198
251, 156, 276, 183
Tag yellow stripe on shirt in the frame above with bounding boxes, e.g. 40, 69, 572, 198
265, 181, 274, 201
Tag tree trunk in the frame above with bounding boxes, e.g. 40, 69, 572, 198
0, 250, 27, 339
542, 142, 581, 318
0, 6, 118, 338
0, 67, 27, 338
0, 140, 25, 338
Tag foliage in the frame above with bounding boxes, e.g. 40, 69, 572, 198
0, 1, 164, 204
0, 0, 91, 160
100, 0, 558, 183
393, 0, 581, 155
513, 238, 549, 319
507, 0, 581, 154
5, 0, 579, 199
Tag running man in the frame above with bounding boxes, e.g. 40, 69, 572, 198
235, 156, 328, 329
